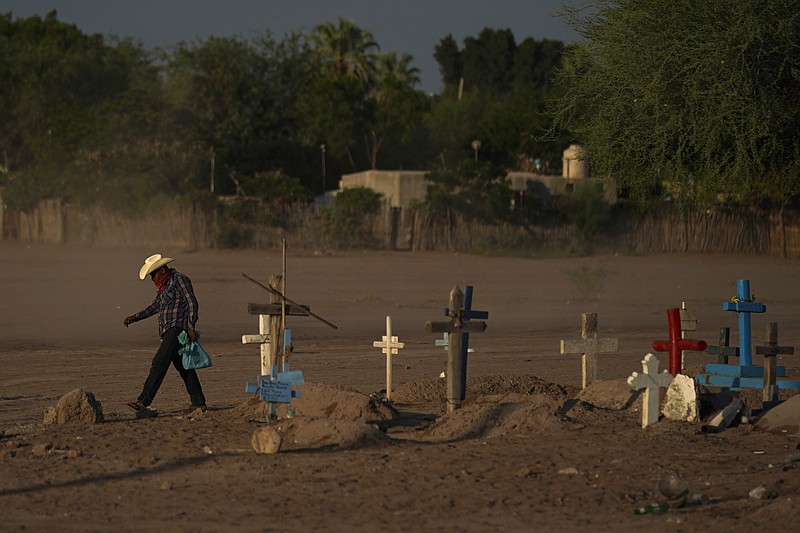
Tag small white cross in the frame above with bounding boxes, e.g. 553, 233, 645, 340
373, 316, 405, 401
627, 353, 674, 428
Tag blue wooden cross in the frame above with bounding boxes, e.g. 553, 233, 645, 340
722, 279, 765, 366
697, 279, 800, 390
246, 363, 304, 404
444, 285, 488, 402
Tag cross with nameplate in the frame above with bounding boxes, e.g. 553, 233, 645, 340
627, 353, 674, 429
373, 316, 405, 401
706, 327, 739, 364
560, 313, 618, 389
755, 322, 794, 403
425, 285, 488, 412
246, 364, 304, 405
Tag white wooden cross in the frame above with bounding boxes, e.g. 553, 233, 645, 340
242, 314, 272, 376
373, 316, 405, 401
627, 353, 674, 428
560, 313, 619, 389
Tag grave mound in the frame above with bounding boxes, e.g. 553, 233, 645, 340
43, 388, 104, 425
232, 382, 396, 423
276, 417, 388, 451
392, 374, 576, 405
418, 392, 566, 441
575, 379, 642, 410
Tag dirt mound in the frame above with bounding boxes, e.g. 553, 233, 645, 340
392, 374, 575, 405
418, 392, 566, 442
575, 379, 642, 410
231, 383, 396, 423
43, 389, 104, 424
274, 417, 388, 451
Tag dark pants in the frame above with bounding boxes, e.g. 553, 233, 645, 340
138, 327, 205, 407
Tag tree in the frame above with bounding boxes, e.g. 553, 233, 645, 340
308, 17, 379, 83
552, 0, 800, 204
305, 18, 380, 170
434, 34, 462, 93
365, 52, 428, 169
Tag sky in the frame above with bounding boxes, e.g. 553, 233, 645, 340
2, 0, 580, 93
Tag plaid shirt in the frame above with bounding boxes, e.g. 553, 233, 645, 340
133, 271, 199, 337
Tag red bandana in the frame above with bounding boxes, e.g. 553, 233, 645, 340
154, 268, 175, 293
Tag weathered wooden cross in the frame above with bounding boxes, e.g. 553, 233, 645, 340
425, 285, 488, 412
706, 327, 739, 364
242, 272, 337, 375
652, 308, 707, 376
627, 353, 674, 428
679, 302, 698, 370
755, 322, 794, 403
560, 313, 619, 389
242, 274, 311, 375
373, 315, 405, 401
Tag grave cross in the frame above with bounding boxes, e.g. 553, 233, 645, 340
627, 353, 674, 429
560, 313, 619, 389
373, 316, 405, 401
245, 363, 305, 419
706, 327, 739, 364
425, 285, 488, 412
755, 322, 794, 403
652, 308, 707, 376
679, 302, 698, 371
722, 279, 766, 366
242, 275, 310, 375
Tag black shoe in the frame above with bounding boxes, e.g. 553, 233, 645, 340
127, 400, 146, 412
128, 401, 158, 418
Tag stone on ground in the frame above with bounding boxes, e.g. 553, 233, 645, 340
252, 426, 282, 454
755, 394, 800, 436
662, 374, 699, 422
43, 389, 104, 424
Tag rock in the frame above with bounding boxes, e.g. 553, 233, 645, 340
754, 395, 800, 436
749, 485, 776, 500
32, 443, 52, 457
252, 426, 282, 454
43, 389, 104, 425
662, 375, 699, 422
558, 467, 580, 475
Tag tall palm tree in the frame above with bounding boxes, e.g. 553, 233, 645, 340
309, 17, 379, 83
374, 52, 421, 88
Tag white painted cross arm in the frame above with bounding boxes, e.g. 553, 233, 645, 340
242, 334, 270, 344
373, 336, 405, 354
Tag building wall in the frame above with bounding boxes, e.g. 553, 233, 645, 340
340, 170, 429, 208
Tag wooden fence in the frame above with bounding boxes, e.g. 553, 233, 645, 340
5, 199, 800, 257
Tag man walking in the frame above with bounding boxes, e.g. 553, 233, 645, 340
124, 254, 207, 416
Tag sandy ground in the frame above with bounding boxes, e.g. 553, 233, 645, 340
1, 242, 799, 532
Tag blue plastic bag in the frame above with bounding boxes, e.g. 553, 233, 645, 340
178, 331, 213, 370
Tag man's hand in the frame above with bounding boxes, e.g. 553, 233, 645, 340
123, 315, 136, 327
187, 329, 197, 343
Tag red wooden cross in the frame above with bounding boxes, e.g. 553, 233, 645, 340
652, 308, 707, 376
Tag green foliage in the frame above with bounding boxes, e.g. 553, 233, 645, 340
319, 186, 383, 248
552, 0, 800, 204
424, 158, 513, 224
561, 183, 612, 255
237, 170, 312, 204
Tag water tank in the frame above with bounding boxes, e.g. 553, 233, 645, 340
562, 144, 588, 179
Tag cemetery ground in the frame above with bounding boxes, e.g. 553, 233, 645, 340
1, 243, 799, 532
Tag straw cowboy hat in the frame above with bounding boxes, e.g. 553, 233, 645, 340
139, 254, 174, 280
